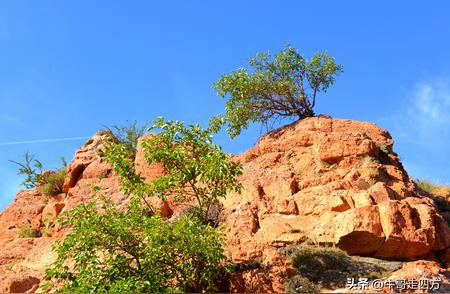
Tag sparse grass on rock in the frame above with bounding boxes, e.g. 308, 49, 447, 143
18, 223, 41, 238
415, 179, 450, 196
284, 245, 403, 292
414, 179, 450, 223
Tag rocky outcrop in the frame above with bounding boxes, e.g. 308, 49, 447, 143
220, 116, 450, 291
0, 131, 123, 292
0, 116, 449, 293
62, 131, 112, 193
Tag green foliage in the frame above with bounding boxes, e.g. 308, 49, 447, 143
18, 223, 41, 238
106, 121, 147, 154
45, 192, 226, 293
10, 153, 67, 196
9, 151, 43, 189
213, 45, 343, 138
102, 117, 242, 223
39, 168, 66, 197
45, 117, 242, 292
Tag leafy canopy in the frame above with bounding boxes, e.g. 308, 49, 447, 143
45, 118, 242, 292
102, 117, 242, 223
45, 191, 225, 293
214, 45, 343, 138
106, 120, 147, 155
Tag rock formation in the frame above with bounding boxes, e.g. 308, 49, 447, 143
0, 116, 449, 292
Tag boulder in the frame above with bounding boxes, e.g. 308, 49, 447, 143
41, 202, 65, 225
334, 206, 385, 255
376, 199, 437, 259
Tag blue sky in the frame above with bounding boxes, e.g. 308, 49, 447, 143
1, 1, 450, 210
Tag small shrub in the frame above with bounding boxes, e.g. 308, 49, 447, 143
39, 168, 66, 197
287, 245, 388, 289
379, 144, 390, 154
414, 179, 450, 213
10, 153, 67, 196
291, 246, 351, 283
414, 178, 450, 195
45, 117, 243, 292
9, 151, 43, 189
106, 121, 147, 155
285, 275, 319, 294
18, 223, 41, 238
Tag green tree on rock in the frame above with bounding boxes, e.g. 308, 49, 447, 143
213, 45, 344, 138
44, 118, 242, 292
44, 190, 226, 293
102, 117, 242, 224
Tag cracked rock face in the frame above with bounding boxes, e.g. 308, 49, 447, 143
220, 116, 450, 291
0, 116, 449, 293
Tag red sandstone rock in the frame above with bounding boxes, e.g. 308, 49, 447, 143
375, 199, 437, 259
1, 116, 449, 293
0, 275, 40, 293
41, 202, 65, 225
63, 131, 112, 193
388, 260, 450, 292
334, 206, 385, 255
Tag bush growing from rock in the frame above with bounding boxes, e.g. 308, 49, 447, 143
45, 117, 242, 292
286, 245, 394, 290
213, 45, 343, 138
415, 178, 450, 196
106, 121, 147, 155
290, 246, 352, 284
102, 117, 242, 223
285, 275, 319, 294
9, 152, 43, 189
39, 168, 66, 197
18, 223, 41, 238
44, 191, 226, 292
10, 153, 67, 197
414, 179, 450, 217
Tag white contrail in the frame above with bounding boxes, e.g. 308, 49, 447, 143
0, 136, 91, 146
